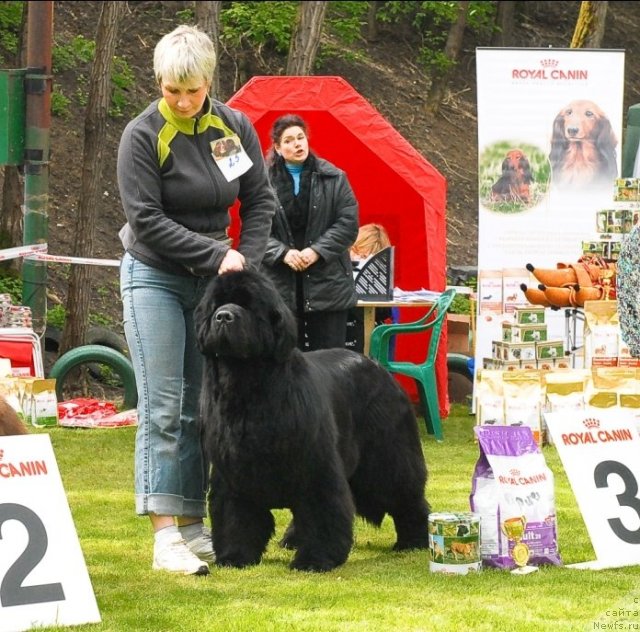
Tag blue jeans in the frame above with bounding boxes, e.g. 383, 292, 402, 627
120, 252, 208, 517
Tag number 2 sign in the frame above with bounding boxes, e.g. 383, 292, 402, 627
0, 434, 100, 632
545, 409, 640, 569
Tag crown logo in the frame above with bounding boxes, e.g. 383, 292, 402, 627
583, 418, 600, 429
509, 469, 520, 476
540, 59, 559, 68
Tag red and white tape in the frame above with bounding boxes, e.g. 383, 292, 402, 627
0, 244, 120, 267
26, 252, 121, 267
0, 244, 48, 262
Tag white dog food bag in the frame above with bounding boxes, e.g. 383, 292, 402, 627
469, 425, 562, 569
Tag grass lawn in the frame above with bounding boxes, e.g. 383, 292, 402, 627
16, 403, 640, 632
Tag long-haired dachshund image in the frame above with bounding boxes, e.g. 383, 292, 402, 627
490, 148, 534, 203
549, 99, 618, 190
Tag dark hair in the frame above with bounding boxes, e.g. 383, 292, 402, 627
266, 114, 310, 165
269, 114, 308, 144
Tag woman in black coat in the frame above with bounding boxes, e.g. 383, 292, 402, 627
262, 114, 359, 351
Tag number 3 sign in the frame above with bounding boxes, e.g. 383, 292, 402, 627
0, 434, 100, 632
545, 409, 640, 570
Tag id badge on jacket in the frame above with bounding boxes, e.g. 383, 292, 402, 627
210, 134, 253, 182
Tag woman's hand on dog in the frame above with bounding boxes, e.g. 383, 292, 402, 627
219, 248, 246, 274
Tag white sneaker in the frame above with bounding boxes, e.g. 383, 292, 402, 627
153, 532, 210, 575
185, 526, 215, 564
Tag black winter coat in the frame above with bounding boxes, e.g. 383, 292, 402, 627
261, 156, 359, 313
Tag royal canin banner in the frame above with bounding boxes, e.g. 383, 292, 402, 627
474, 48, 625, 373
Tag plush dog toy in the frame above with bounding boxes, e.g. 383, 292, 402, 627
522, 257, 616, 308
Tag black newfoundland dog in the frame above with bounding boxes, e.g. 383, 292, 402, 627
194, 268, 430, 572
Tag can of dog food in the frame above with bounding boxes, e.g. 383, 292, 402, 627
428, 512, 481, 575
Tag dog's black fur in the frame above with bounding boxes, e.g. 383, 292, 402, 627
194, 268, 430, 572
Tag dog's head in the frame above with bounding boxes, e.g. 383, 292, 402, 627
503, 149, 533, 181
195, 268, 297, 362
550, 100, 617, 162
552, 100, 610, 143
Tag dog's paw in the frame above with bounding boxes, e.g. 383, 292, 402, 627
289, 557, 339, 573
290, 547, 348, 572
393, 537, 429, 551
215, 555, 260, 569
279, 536, 299, 550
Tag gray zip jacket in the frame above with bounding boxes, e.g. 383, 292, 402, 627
117, 96, 275, 276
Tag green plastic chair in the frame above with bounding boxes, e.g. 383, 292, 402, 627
368, 288, 457, 441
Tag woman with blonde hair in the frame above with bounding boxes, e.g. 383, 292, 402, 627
350, 223, 391, 262
117, 24, 275, 575
347, 223, 396, 353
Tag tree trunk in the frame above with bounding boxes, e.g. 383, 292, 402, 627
366, 1, 382, 43
491, 1, 516, 47
286, 1, 327, 76
195, 1, 222, 100
571, 1, 608, 48
425, 0, 470, 116
0, 2, 28, 262
59, 1, 125, 356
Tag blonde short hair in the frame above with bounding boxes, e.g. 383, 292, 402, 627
351, 223, 391, 258
154, 24, 216, 86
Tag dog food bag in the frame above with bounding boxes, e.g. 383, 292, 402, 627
583, 300, 619, 367
501, 370, 544, 446
584, 366, 628, 409
502, 268, 530, 314
478, 269, 503, 314
543, 369, 589, 445
475, 370, 505, 427
470, 425, 562, 569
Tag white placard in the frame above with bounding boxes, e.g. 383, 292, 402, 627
545, 409, 640, 569
0, 434, 101, 631
210, 134, 253, 182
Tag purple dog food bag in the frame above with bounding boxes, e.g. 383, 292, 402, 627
470, 425, 562, 569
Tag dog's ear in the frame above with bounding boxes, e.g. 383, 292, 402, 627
595, 115, 618, 172
270, 301, 298, 362
520, 155, 534, 183
194, 282, 219, 355
549, 112, 568, 167
194, 303, 214, 355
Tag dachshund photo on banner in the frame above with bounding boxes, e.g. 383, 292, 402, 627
490, 148, 534, 204
479, 141, 549, 213
548, 99, 618, 191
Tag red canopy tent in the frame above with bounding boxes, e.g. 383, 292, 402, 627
227, 76, 449, 416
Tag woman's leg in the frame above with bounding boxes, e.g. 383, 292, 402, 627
120, 253, 210, 573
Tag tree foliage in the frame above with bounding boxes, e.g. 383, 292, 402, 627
377, 1, 495, 74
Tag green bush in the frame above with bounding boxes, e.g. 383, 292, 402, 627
52, 34, 136, 119
0, 1, 23, 65
448, 293, 471, 315
0, 271, 23, 305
